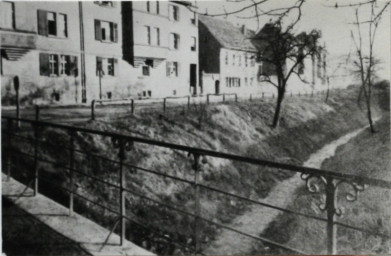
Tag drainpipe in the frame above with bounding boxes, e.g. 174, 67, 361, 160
79, 1, 87, 103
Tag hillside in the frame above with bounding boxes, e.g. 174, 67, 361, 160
8, 82, 389, 254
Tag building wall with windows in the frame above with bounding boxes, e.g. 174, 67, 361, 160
122, 1, 199, 98
1, 1, 82, 104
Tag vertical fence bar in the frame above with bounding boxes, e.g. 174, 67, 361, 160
249, 94, 252, 102
118, 139, 126, 246
68, 130, 75, 216
6, 119, 13, 181
235, 94, 238, 102
33, 122, 39, 196
326, 176, 337, 255
207, 94, 210, 105
262, 92, 264, 98
35, 105, 40, 121
222, 94, 225, 102
187, 96, 191, 110
91, 100, 96, 120
130, 99, 135, 115
192, 153, 201, 254
163, 98, 167, 113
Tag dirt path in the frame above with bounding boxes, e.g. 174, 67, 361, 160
203, 123, 375, 255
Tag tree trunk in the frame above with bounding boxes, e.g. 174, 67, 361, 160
272, 91, 284, 128
366, 88, 375, 133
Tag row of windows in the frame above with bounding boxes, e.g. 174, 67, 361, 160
225, 77, 255, 87
39, 53, 78, 77
225, 52, 256, 67
141, 61, 179, 78
37, 10, 67, 38
145, 2, 196, 25
144, 28, 196, 51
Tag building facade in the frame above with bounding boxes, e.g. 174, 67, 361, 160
1, 1, 199, 105
122, 1, 199, 98
198, 15, 261, 97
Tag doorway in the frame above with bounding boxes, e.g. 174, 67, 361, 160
190, 64, 197, 95
215, 80, 220, 94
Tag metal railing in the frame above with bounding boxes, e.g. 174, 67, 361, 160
3, 115, 388, 255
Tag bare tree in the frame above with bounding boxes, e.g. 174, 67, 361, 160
252, 22, 322, 128
349, 1, 390, 133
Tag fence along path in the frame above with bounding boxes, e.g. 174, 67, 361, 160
2, 115, 390, 255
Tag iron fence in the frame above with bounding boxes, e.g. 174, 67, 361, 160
2, 115, 389, 255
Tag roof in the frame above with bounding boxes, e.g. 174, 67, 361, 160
199, 15, 257, 52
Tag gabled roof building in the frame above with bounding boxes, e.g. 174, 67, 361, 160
198, 15, 262, 96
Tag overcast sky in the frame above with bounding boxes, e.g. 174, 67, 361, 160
194, 0, 391, 80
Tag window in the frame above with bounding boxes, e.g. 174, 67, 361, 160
40, 53, 78, 77
250, 77, 254, 86
37, 10, 67, 38
154, 27, 160, 46
145, 26, 151, 45
94, 1, 114, 7
232, 54, 235, 66
156, 1, 160, 14
191, 36, 196, 51
238, 55, 241, 66
245, 54, 248, 67
47, 12, 57, 36
251, 55, 255, 67
142, 66, 150, 76
146, 1, 150, 12
96, 57, 116, 76
107, 58, 115, 76
245, 78, 248, 86
191, 12, 196, 25
225, 52, 228, 65
170, 33, 179, 49
95, 20, 118, 43
169, 5, 179, 21
0, 1, 14, 29
166, 61, 178, 77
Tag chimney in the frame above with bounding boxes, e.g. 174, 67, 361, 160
241, 24, 247, 35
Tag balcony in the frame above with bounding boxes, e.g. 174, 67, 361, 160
1, 29, 36, 60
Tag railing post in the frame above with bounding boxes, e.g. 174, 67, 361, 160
192, 153, 201, 254
249, 94, 252, 102
163, 98, 167, 113
130, 99, 135, 115
235, 94, 238, 102
326, 176, 337, 255
6, 119, 13, 181
222, 94, 225, 102
91, 100, 96, 120
187, 96, 191, 110
68, 130, 75, 216
207, 94, 210, 105
35, 105, 40, 121
118, 138, 126, 246
33, 121, 39, 196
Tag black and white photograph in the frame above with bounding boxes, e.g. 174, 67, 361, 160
1, 0, 390, 255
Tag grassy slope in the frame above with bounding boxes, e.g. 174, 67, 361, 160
261, 84, 390, 254
7, 84, 387, 254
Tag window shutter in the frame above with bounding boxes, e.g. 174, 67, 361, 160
70, 56, 78, 77
39, 53, 50, 76
113, 23, 118, 42
65, 55, 71, 75
94, 20, 101, 40
166, 62, 171, 77
37, 10, 48, 36
113, 59, 118, 76
53, 54, 59, 75
110, 22, 118, 42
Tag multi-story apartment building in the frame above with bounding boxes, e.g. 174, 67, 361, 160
198, 15, 261, 96
122, 1, 199, 97
1, 1, 198, 105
